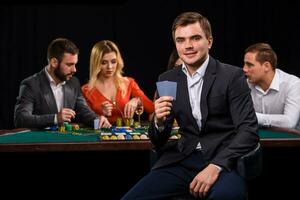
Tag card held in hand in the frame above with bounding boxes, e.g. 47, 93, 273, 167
156, 81, 177, 100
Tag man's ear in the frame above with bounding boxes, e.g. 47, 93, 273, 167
208, 36, 213, 49
49, 58, 58, 68
263, 61, 272, 72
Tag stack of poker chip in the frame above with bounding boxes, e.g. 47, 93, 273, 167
64, 122, 73, 131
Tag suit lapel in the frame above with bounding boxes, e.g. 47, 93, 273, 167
201, 57, 217, 129
176, 69, 200, 132
40, 70, 58, 113
177, 70, 191, 112
63, 81, 75, 109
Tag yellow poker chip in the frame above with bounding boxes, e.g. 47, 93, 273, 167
58, 126, 65, 132
132, 135, 140, 140
110, 135, 118, 140
102, 135, 110, 140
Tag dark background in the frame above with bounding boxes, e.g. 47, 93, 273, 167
1, 0, 300, 129
1, 1, 300, 199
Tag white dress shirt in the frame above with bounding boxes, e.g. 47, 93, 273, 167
248, 69, 300, 129
182, 56, 209, 133
182, 56, 209, 150
45, 67, 66, 124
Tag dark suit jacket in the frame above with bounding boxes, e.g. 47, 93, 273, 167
14, 68, 98, 128
149, 56, 259, 171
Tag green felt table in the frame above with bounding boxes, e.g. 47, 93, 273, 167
0, 127, 300, 152
0, 127, 151, 144
0, 128, 102, 144
258, 128, 300, 138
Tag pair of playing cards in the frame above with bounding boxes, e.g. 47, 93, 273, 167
156, 81, 177, 100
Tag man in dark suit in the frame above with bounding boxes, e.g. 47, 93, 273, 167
14, 38, 111, 129
122, 12, 259, 200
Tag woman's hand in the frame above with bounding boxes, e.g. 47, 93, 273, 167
98, 115, 111, 128
124, 97, 140, 119
101, 101, 114, 117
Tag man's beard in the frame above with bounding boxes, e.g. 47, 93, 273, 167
54, 64, 72, 82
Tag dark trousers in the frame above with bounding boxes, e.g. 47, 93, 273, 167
121, 150, 247, 200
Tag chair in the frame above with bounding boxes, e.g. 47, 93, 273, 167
237, 143, 263, 180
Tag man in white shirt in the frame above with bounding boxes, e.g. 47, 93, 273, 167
243, 43, 300, 130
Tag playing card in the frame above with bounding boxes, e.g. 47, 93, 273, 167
156, 81, 177, 100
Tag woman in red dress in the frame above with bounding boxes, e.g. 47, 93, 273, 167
81, 40, 154, 125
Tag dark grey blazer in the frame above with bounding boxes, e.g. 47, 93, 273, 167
149, 56, 259, 171
14, 69, 98, 128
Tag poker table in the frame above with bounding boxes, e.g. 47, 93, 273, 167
0, 126, 299, 152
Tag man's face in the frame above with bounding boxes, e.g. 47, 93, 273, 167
99, 52, 117, 78
174, 22, 212, 68
243, 52, 265, 85
54, 53, 77, 82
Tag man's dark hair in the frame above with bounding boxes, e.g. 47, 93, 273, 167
172, 12, 212, 40
47, 38, 79, 62
245, 43, 277, 69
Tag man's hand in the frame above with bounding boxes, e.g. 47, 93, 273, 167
154, 96, 173, 126
99, 115, 111, 128
189, 164, 221, 199
58, 108, 76, 124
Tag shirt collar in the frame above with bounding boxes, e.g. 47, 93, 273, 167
268, 69, 280, 91
253, 69, 279, 94
44, 66, 66, 86
182, 55, 209, 78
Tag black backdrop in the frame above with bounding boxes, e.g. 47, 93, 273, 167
1, 0, 300, 129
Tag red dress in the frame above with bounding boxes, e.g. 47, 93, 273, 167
81, 77, 154, 124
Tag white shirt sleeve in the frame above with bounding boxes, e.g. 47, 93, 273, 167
256, 81, 300, 129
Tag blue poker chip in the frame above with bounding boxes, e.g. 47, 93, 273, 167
49, 125, 58, 131
112, 127, 127, 133
125, 134, 133, 140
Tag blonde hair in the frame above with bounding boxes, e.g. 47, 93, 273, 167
88, 40, 126, 96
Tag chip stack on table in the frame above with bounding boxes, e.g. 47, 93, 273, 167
116, 117, 122, 127
58, 125, 65, 132
64, 122, 72, 131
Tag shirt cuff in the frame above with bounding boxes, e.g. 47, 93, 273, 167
256, 112, 270, 126
211, 164, 222, 172
54, 114, 58, 125
154, 116, 165, 132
